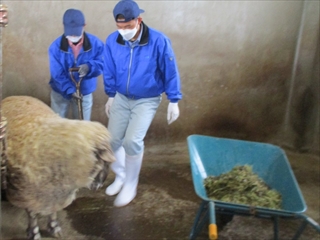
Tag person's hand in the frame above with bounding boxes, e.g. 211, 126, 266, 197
105, 97, 114, 118
167, 102, 180, 125
72, 92, 82, 100
78, 64, 89, 77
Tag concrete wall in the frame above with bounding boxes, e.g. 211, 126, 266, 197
278, 0, 320, 153
1, 1, 319, 153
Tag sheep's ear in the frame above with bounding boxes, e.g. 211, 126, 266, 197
94, 147, 115, 163
99, 151, 115, 163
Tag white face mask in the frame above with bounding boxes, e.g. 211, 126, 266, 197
66, 35, 82, 43
118, 21, 139, 41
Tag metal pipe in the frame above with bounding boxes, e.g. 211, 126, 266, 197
283, 0, 307, 138
0, 2, 8, 194
0, 3, 8, 238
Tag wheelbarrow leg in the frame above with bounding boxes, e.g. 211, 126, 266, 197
293, 220, 308, 240
292, 214, 320, 240
190, 200, 209, 240
273, 216, 279, 240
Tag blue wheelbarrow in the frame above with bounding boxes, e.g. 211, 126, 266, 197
187, 134, 320, 240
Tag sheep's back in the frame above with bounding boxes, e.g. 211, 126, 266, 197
6, 118, 112, 185
2, 95, 58, 120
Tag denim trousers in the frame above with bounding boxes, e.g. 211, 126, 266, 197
108, 92, 162, 156
50, 90, 93, 120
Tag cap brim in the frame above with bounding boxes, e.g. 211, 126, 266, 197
64, 25, 83, 36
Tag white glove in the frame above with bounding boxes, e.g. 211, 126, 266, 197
105, 97, 114, 118
78, 64, 89, 78
167, 102, 180, 125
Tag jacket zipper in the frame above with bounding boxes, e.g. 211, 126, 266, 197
126, 47, 134, 98
72, 47, 91, 68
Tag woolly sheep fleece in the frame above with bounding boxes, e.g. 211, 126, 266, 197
1, 95, 115, 215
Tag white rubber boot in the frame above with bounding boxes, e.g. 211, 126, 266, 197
105, 146, 126, 196
114, 152, 143, 207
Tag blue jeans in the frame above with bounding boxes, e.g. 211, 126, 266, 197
108, 93, 162, 156
50, 90, 93, 120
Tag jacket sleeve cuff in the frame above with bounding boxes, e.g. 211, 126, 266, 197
86, 62, 92, 73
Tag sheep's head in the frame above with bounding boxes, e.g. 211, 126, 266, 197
81, 121, 116, 191
88, 146, 115, 191
89, 160, 110, 190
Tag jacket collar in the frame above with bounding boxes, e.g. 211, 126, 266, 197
60, 32, 92, 52
116, 21, 149, 46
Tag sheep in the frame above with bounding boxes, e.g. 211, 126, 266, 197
1, 95, 115, 240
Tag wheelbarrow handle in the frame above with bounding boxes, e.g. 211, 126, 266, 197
208, 201, 218, 240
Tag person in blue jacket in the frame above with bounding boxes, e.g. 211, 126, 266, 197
49, 9, 104, 120
103, 0, 182, 207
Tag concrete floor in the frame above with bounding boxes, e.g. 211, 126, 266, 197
0, 141, 319, 240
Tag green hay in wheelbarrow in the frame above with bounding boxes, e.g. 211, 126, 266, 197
187, 134, 307, 214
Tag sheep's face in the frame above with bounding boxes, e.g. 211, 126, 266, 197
89, 161, 110, 190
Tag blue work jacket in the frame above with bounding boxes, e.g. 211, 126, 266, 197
103, 22, 182, 103
49, 32, 104, 99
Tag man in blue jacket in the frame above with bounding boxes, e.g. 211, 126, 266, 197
49, 9, 104, 120
103, 0, 182, 207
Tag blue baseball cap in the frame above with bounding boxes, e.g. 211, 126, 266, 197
63, 9, 85, 36
113, 0, 145, 23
